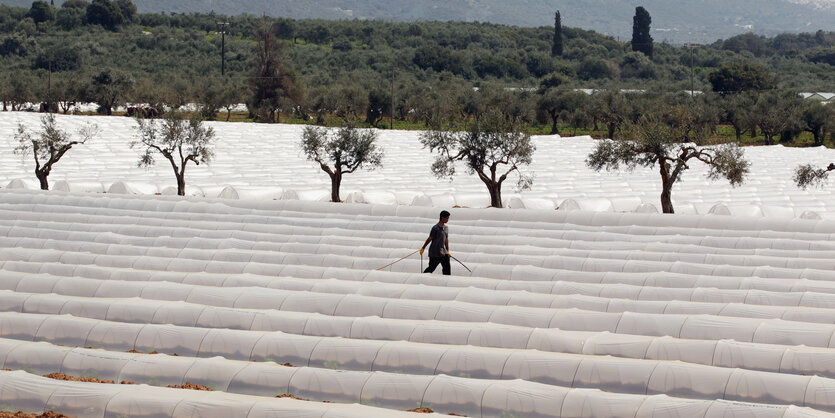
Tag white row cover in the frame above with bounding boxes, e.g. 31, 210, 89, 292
7, 310, 835, 396
4, 111, 835, 220
4, 260, 835, 313
4, 220, 835, 276
4, 368, 834, 418
5, 310, 835, 379
4, 189, 835, 235
3, 235, 835, 286
5, 203, 835, 255
3, 336, 835, 414
6, 290, 835, 359
25, 177, 828, 217
4, 271, 835, 331
0, 200, 834, 257
5, 259, 835, 305
0, 370, 436, 418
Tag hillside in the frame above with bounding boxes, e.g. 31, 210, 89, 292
3, 0, 834, 43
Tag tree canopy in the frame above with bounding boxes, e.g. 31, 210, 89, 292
13, 113, 98, 190
421, 109, 535, 208
300, 124, 383, 202
587, 113, 749, 213
131, 111, 216, 196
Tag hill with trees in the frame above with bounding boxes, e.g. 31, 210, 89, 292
0, 1, 832, 148
1, 0, 833, 43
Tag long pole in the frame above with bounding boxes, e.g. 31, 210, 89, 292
47, 54, 52, 112
688, 44, 695, 97
218, 22, 229, 76
390, 67, 395, 130
684, 44, 696, 97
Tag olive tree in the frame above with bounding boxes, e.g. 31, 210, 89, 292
590, 89, 631, 139
421, 109, 535, 208
88, 69, 133, 116
587, 113, 749, 214
300, 125, 383, 203
794, 163, 835, 190
801, 100, 833, 146
13, 114, 98, 190
751, 90, 803, 145
131, 112, 216, 196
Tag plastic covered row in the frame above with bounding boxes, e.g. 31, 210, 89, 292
3, 339, 835, 414
3, 221, 835, 276
6, 310, 835, 382
5, 260, 835, 303
0, 370, 432, 417
5, 272, 835, 332
4, 188, 835, 234
2, 238, 835, 285
6, 291, 835, 355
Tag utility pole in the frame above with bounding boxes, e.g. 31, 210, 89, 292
686, 43, 696, 97
390, 67, 395, 130
46, 53, 52, 113
218, 22, 229, 76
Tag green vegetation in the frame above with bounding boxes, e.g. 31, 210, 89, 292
0, 0, 832, 149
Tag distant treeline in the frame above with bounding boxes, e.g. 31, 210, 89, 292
0, 1, 832, 145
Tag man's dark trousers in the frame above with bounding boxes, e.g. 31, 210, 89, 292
424, 256, 451, 275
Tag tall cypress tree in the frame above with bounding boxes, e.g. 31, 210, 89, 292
631, 6, 653, 59
552, 11, 563, 57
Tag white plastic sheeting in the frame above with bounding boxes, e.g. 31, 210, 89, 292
3, 370, 831, 418
4, 269, 835, 322
6, 112, 835, 218
3, 191, 835, 415
5, 314, 835, 409
0, 370, 431, 417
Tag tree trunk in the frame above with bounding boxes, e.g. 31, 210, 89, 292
550, 117, 559, 135
486, 182, 502, 208
330, 173, 342, 202
734, 126, 742, 141
607, 124, 616, 140
763, 133, 773, 146
660, 185, 674, 214
813, 130, 823, 147
659, 164, 674, 214
36, 171, 49, 191
226, 109, 232, 122
176, 174, 186, 196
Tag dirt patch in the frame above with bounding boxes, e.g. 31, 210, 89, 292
43, 373, 114, 384
127, 350, 159, 354
408, 407, 434, 413
281, 362, 293, 367
167, 382, 212, 391
276, 394, 307, 400
0, 412, 72, 418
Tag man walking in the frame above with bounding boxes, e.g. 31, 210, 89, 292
420, 210, 451, 275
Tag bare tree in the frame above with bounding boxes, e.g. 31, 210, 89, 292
300, 124, 383, 202
794, 163, 835, 190
13, 114, 98, 190
587, 113, 749, 214
421, 109, 535, 208
131, 112, 216, 196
